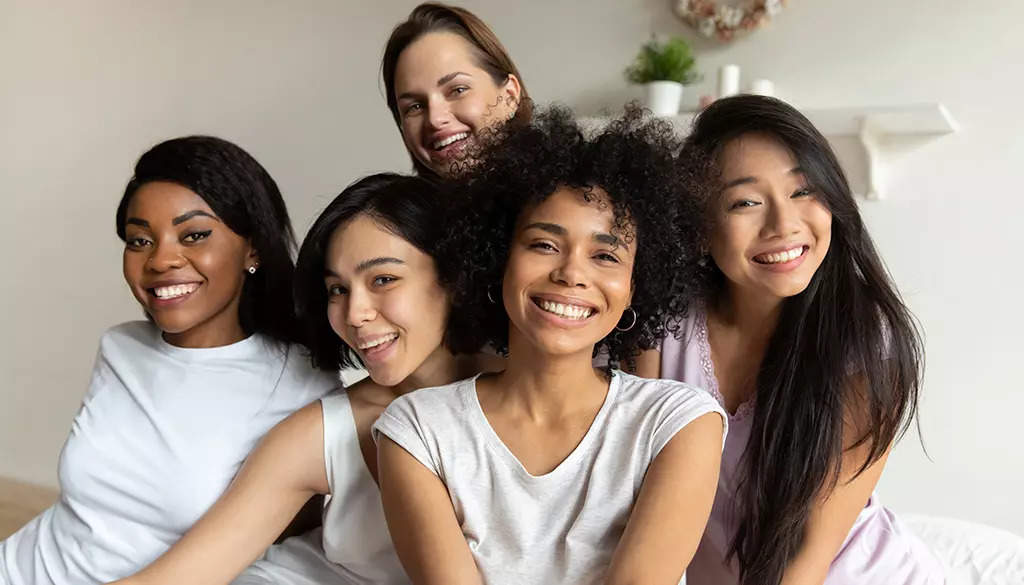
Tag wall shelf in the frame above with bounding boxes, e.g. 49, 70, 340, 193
584, 103, 958, 200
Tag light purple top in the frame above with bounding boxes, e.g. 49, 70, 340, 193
660, 311, 945, 585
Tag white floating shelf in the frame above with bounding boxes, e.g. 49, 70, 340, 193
584, 103, 958, 200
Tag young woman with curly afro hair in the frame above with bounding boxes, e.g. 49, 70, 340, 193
373, 105, 728, 585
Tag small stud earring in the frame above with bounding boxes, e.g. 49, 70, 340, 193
247, 265, 257, 275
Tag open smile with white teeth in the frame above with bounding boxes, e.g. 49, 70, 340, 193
432, 132, 469, 151
151, 283, 199, 299
534, 298, 595, 321
358, 333, 398, 351
753, 246, 807, 265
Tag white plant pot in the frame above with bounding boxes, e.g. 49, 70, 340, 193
644, 81, 684, 117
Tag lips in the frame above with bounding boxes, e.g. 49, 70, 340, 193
357, 332, 400, 363
145, 281, 201, 305
753, 245, 807, 265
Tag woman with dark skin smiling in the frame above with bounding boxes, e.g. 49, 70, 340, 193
635, 96, 944, 585
373, 107, 726, 585
382, 3, 529, 178
111, 174, 501, 585
0, 136, 336, 584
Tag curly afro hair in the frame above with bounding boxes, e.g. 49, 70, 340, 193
441, 104, 710, 369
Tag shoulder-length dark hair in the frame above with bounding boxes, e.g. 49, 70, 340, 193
381, 2, 531, 177
682, 95, 924, 585
442, 104, 707, 369
294, 173, 484, 372
115, 135, 299, 345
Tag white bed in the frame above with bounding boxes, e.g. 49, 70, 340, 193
904, 515, 1024, 585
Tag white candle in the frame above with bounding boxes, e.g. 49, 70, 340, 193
749, 79, 775, 97
718, 64, 740, 98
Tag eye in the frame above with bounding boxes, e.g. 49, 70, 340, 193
528, 241, 558, 253
594, 252, 620, 264
792, 187, 815, 198
182, 230, 212, 243
402, 102, 423, 117
728, 199, 759, 210
450, 85, 470, 96
372, 275, 398, 288
326, 283, 347, 297
125, 237, 151, 249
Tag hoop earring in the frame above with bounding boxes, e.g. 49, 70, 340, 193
487, 285, 499, 304
615, 307, 637, 332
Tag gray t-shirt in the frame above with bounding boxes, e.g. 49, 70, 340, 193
372, 370, 727, 585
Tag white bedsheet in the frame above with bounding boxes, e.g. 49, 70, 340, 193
903, 514, 1024, 585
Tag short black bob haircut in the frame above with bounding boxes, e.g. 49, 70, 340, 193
294, 173, 487, 372
441, 104, 709, 368
115, 135, 299, 345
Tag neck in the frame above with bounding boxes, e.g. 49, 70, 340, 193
713, 284, 784, 338
162, 315, 247, 349
393, 345, 467, 396
494, 330, 606, 421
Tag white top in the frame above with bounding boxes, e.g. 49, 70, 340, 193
232, 391, 408, 585
0, 321, 337, 585
372, 371, 727, 585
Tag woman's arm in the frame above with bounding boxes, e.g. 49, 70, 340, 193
111, 401, 329, 585
780, 375, 892, 585
377, 436, 483, 585
604, 411, 724, 585
779, 449, 888, 585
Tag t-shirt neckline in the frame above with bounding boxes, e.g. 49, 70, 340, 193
467, 370, 621, 480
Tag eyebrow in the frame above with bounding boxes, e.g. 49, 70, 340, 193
172, 210, 219, 225
723, 166, 805, 190
397, 71, 471, 101
356, 257, 405, 273
524, 222, 629, 250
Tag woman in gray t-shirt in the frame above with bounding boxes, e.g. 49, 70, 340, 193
374, 106, 727, 585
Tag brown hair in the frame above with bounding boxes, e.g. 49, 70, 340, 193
381, 2, 531, 176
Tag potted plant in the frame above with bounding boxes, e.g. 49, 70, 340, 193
625, 36, 700, 116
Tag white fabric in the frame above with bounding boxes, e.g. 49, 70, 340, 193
232, 391, 408, 585
372, 371, 727, 585
0, 321, 336, 585
903, 514, 1024, 585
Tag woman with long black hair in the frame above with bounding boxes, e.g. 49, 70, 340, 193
637, 95, 944, 585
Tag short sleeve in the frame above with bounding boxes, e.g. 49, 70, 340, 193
372, 396, 442, 477
649, 383, 729, 458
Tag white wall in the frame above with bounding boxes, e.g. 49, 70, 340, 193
2, 0, 1020, 533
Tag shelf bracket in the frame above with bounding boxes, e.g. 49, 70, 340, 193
858, 116, 883, 200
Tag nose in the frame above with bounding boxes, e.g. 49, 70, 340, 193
426, 97, 453, 130
761, 196, 802, 239
146, 242, 186, 272
550, 250, 589, 289
345, 287, 377, 327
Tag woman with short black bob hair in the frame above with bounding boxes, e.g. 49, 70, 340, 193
373, 106, 727, 585
2, 136, 336, 584
637, 96, 943, 584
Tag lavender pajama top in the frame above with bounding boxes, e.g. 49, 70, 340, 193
660, 311, 945, 585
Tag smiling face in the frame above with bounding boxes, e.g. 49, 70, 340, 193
709, 133, 833, 301
122, 181, 256, 348
323, 214, 450, 387
393, 31, 521, 177
501, 187, 635, 359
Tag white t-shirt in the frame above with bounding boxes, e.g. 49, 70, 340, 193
372, 371, 727, 585
0, 321, 337, 585
231, 391, 408, 585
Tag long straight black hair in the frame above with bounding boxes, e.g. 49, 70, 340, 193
681, 96, 924, 585
116, 135, 299, 345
